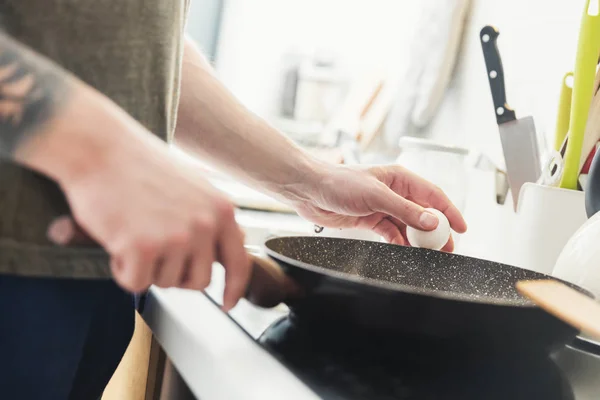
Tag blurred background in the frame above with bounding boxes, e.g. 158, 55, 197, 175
181, 0, 590, 264
187, 0, 580, 164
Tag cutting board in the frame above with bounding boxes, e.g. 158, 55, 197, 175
383, 0, 471, 146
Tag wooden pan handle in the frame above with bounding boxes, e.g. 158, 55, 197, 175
244, 253, 302, 308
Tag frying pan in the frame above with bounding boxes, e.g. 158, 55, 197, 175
246, 236, 593, 357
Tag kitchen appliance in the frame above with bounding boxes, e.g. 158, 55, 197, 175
560, 0, 600, 189
480, 25, 541, 209
246, 236, 592, 358
258, 315, 580, 400
143, 275, 600, 400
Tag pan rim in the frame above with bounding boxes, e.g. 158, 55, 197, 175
263, 236, 593, 308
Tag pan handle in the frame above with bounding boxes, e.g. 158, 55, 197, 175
46, 216, 300, 308
245, 252, 302, 308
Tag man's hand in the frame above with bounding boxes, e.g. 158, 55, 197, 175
0, 30, 250, 310
290, 165, 468, 252
172, 39, 466, 253
39, 99, 250, 311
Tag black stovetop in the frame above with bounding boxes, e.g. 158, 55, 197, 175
258, 316, 600, 400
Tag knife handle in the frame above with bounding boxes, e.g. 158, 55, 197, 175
480, 25, 516, 124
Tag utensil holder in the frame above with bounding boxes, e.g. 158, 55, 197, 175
511, 183, 587, 274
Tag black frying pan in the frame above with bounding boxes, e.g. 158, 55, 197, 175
246, 236, 593, 357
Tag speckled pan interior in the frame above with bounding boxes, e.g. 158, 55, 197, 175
264, 236, 577, 305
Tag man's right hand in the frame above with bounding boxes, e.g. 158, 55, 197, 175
46, 114, 250, 309
0, 29, 250, 310
47, 117, 250, 310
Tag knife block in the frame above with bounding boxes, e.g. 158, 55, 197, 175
511, 183, 587, 275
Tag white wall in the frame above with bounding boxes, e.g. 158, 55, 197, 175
214, 0, 422, 117
213, 0, 585, 168
449, 0, 583, 167
186, 0, 223, 61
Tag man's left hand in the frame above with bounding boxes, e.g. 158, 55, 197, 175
290, 165, 468, 252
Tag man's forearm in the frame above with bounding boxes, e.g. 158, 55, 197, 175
0, 31, 152, 188
0, 32, 71, 160
174, 38, 327, 203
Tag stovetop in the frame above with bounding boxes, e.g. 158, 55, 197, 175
257, 316, 600, 400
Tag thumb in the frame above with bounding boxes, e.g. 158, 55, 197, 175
47, 216, 98, 246
370, 187, 439, 231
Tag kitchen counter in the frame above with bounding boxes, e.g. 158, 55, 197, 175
142, 284, 316, 400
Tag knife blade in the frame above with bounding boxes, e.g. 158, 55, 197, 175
480, 25, 541, 210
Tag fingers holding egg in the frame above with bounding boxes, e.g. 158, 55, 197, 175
406, 208, 451, 251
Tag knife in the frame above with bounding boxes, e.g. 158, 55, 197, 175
480, 25, 541, 209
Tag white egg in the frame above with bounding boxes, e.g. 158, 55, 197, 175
406, 208, 451, 251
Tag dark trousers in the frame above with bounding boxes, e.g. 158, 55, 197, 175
0, 275, 135, 400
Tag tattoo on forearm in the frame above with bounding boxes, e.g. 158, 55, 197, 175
0, 33, 68, 157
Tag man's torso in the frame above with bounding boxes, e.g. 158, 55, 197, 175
0, 0, 188, 278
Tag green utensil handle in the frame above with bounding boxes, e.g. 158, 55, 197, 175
554, 72, 573, 151
560, 0, 600, 189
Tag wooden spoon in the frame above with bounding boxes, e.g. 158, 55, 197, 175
516, 280, 600, 340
